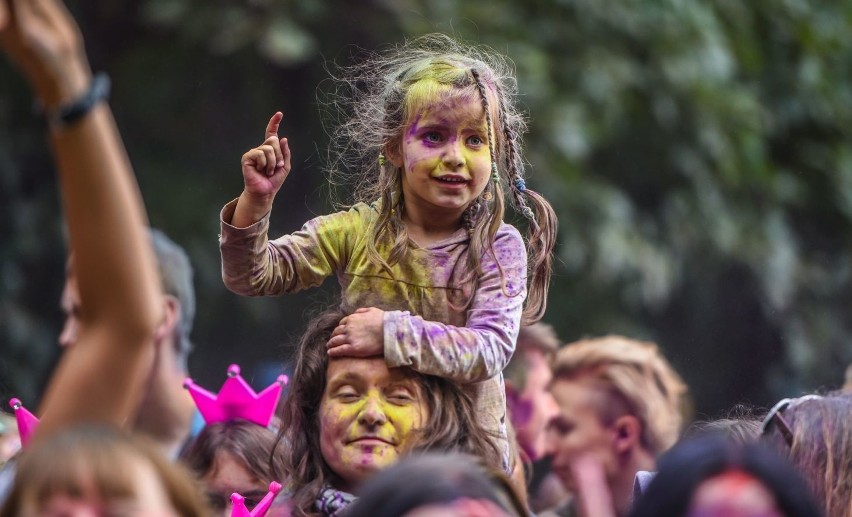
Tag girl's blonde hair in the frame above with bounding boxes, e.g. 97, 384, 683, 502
324, 34, 556, 324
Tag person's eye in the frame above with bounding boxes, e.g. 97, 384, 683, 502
387, 389, 415, 403
423, 131, 443, 143
548, 420, 573, 436
467, 135, 484, 146
336, 389, 360, 401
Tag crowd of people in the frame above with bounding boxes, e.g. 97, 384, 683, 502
2, 0, 851, 516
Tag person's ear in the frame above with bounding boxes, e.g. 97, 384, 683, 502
611, 414, 641, 454
384, 140, 403, 169
154, 295, 180, 342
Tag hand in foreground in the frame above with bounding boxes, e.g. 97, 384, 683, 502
327, 307, 385, 358
241, 112, 292, 202
0, 0, 91, 107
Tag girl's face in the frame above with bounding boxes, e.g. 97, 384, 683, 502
202, 451, 269, 517
319, 357, 428, 491
394, 92, 493, 228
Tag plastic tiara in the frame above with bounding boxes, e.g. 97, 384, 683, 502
230, 481, 283, 517
183, 364, 288, 427
9, 398, 39, 447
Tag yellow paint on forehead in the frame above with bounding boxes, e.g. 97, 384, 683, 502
404, 78, 481, 125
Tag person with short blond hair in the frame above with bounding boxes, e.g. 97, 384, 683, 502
544, 336, 689, 517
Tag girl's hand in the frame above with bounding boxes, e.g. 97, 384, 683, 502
327, 307, 385, 358
240, 112, 291, 202
0, 0, 91, 108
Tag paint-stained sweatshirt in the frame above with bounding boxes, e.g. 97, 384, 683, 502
219, 199, 526, 470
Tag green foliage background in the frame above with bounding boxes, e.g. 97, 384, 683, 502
2, 0, 851, 416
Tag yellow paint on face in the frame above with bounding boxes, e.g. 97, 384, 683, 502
319, 357, 429, 491
397, 89, 494, 233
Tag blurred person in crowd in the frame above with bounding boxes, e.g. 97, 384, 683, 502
505, 322, 561, 461
59, 227, 198, 459
629, 404, 764, 502
543, 335, 689, 517
504, 323, 567, 512
181, 364, 287, 516
683, 404, 763, 445
345, 453, 530, 517
274, 308, 502, 516
629, 436, 823, 517
0, 0, 208, 512
761, 391, 852, 517
182, 420, 284, 516
0, 415, 18, 468
1, 425, 208, 516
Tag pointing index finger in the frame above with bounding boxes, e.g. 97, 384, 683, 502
265, 111, 283, 140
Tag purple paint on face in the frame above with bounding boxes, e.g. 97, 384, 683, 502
395, 92, 493, 228
406, 113, 423, 138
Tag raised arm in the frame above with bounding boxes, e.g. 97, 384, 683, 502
0, 0, 161, 441
230, 112, 292, 228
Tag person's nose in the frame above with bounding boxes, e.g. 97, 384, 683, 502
357, 394, 388, 427
58, 317, 77, 348
542, 392, 560, 424
543, 427, 559, 458
441, 138, 465, 170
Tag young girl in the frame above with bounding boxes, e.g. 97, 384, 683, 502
219, 34, 557, 471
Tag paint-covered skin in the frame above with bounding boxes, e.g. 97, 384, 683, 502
396, 92, 492, 232
219, 200, 525, 472
319, 357, 428, 491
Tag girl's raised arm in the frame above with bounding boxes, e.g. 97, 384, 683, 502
0, 0, 161, 441
230, 112, 292, 228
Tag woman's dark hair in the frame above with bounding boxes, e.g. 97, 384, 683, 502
344, 452, 529, 517
274, 307, 501, 517
630, 436, 823, 517
761, 390, 852, 517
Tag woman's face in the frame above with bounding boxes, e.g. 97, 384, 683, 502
319, 357, 429, 490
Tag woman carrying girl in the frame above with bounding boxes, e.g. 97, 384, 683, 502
219, 34, 557, 471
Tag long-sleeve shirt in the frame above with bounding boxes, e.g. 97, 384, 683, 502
219, 199, 527, 468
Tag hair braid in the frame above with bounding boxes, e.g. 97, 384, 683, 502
495, 80, 556, 324
497, 93, 533, 220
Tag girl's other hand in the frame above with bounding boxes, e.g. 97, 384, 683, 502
327, 307, 385, 358
240, 112, 291, 202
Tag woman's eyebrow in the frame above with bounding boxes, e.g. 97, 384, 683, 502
384, 377, 419, 390
327, 372, 364, 386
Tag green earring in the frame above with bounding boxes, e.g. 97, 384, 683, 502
491, 162, 499, 182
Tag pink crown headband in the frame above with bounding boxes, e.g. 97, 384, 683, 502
230, 481, 283, 517
8, 398, 39, 447
183, 364, 288, 427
